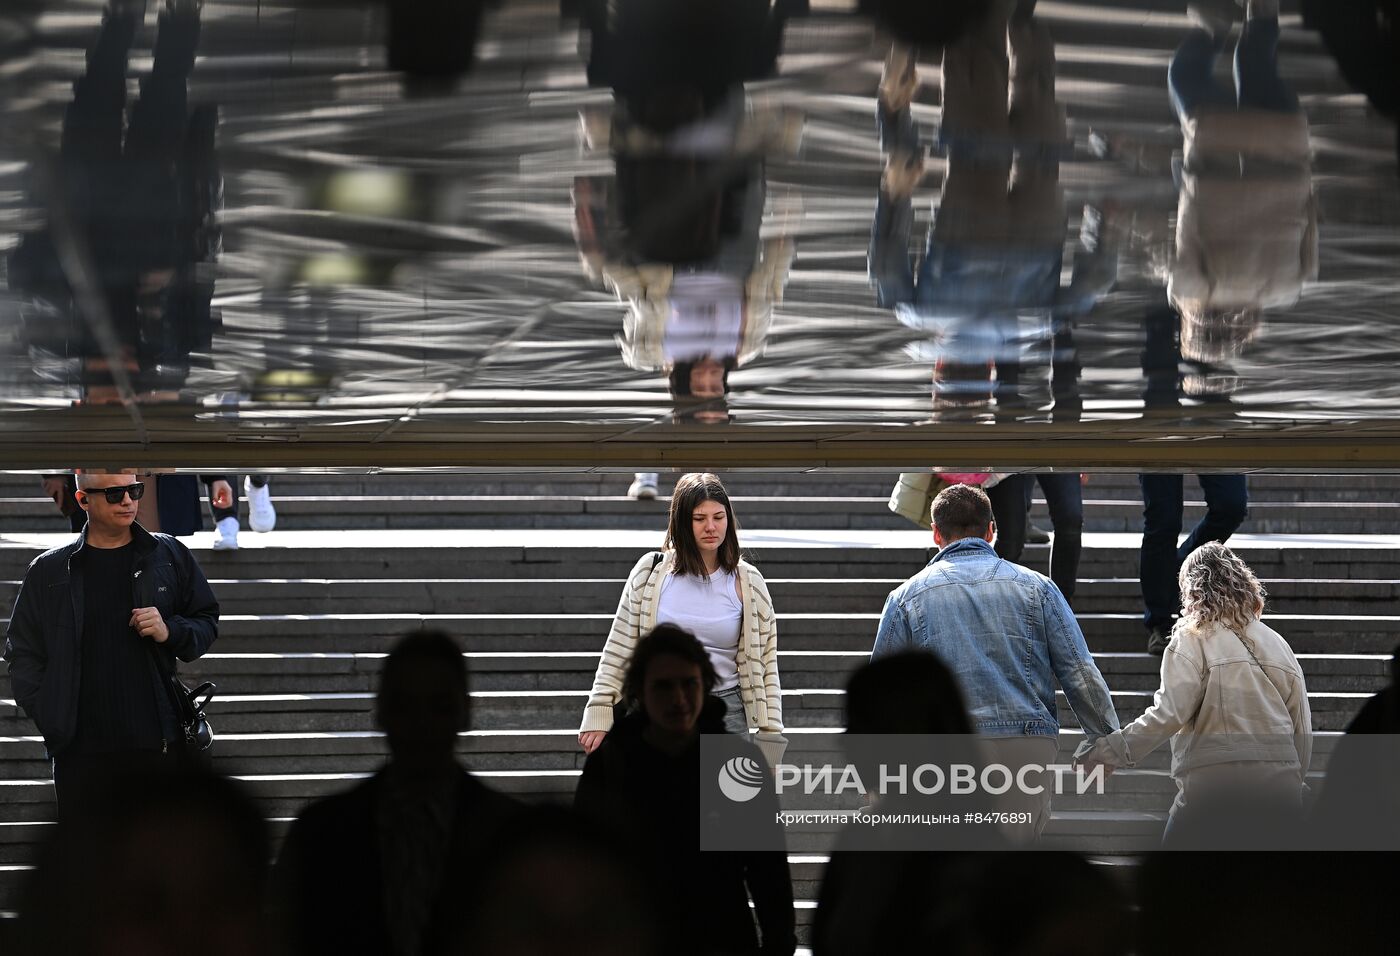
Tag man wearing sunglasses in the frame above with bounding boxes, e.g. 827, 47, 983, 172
4, 471, 219, 816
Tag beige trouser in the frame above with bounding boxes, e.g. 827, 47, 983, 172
980, 735, 1061, 845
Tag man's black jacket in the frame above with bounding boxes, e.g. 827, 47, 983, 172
272, 767, 521, 956
3, 522, 219, 756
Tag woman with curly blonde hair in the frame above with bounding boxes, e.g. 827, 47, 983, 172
1077, 542, 1312, 843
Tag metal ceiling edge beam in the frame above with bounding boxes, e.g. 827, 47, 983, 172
3, 433, 1398, 471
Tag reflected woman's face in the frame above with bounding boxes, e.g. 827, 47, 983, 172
689, 357, 726, 399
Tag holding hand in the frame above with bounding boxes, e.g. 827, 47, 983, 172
130, 607, 169, 643
209, 480, 233, 510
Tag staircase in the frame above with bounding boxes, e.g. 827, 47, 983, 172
1, 471, 1396, 941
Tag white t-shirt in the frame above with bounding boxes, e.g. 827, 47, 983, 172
663, 273, 744, 364
657, 567, 742, 691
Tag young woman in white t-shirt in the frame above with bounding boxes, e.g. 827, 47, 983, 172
579, 473, 786, 764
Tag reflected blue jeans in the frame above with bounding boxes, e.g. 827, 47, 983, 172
1168, 16, 1299, 121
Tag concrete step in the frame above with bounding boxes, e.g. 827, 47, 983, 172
1, 649, 1386, 699
5, 607, 1393, 654
6, 530, 1400, 582
7, 574, 1399, 617
0, 727, 1344, 773
1, 685, 1370, 737
6, 493, 1400, 534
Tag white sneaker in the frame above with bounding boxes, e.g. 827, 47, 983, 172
246, 477, 276, 533
213, 516, 239, 550
628, 474, 659, 500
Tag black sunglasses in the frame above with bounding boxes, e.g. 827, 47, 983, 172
81, 482, 145, 504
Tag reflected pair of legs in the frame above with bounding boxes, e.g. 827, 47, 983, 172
869, 7, 1065, 307
1169, 8, 1298, 122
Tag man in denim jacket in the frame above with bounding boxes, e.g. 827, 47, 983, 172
872, 483, 1118, 842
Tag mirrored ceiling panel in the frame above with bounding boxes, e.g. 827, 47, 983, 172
0, 0, 1397, 469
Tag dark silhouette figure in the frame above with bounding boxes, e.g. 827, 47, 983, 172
13, 764, 271, 956
1302, 0, 1398, 172
461, 807, 667, 956
574, 625, 796, 956
1138, 850, 1388, 955
1310, 644, 1400, 849
272, 630, 520, 956
928, 852, 1130, 956
813, 651, 1002, 956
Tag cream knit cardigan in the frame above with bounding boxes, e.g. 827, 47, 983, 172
580, 551, 787, 763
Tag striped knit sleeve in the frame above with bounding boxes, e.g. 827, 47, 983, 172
752, 571, 784, 734
580, 554, 653, 734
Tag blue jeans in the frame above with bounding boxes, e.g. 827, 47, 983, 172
1138, 475, 1249, 630
714, 686, 748, 735
1168, 16, 1299, 121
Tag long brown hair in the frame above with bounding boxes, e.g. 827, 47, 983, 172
664, 472, 740, 577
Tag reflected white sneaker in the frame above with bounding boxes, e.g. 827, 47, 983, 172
246, 478, 276, 533
628, 474, 658, 500
213, 516, 239, 550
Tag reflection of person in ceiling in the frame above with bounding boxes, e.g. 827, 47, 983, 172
1142, 299, 1242, 408
868, 1, 1120, 410
5, 0, 218, 402
1163, 0, 1317, 364
572, 0, 800, 421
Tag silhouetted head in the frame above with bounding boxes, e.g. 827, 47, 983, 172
622, 624, 717, 737
845, 650, 974, 735
930, 482, 995, 548
376, 629, 470, 773
18, 766, 269, 956
665, 472, 740, 576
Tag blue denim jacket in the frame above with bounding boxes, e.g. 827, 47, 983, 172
872, 538, 1119, 740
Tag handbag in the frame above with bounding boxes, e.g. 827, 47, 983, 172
889, 472, 950, 528
148, 644, 216, 753
132, 562, 216, 752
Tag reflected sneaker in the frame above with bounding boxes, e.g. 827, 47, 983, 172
213, 516, 239, 551
1027, 522, 1051, 545
1147, 625, 1172, 656
628, 475, 659, 500
246, 477, 276, 533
